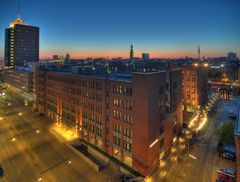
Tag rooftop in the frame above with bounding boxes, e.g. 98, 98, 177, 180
9, 16, 28, 28
40, 64, 170, 82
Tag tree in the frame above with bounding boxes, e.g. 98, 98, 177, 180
215, 121, 235, 146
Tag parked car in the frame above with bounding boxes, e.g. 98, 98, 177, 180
217, 144, 236, 161
229, 113, 237, 119
216, 168, 235, 182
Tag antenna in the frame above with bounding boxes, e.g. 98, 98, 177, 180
17, 0, 21, 18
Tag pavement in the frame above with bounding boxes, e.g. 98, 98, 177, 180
151, 99, 236, 182
0, 97, 123, 182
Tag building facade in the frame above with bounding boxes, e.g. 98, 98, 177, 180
35, 65, 182, 176
182, 64, 208, 123
235, 102, 240, 182
4, 67, 34, 106
4, 16, 39, 68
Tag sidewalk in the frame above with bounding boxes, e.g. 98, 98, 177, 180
151, 110, 204, 181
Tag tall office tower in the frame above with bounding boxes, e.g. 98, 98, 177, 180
130, 44, 134, 60
4, 16, 39, 68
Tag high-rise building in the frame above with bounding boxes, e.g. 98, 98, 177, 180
130, 44, 134, 60
142, 53, 149, 61
4, 16, 39, 68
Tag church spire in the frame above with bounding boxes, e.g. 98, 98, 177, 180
198, 45, 201, 60
130, 44, 134, 60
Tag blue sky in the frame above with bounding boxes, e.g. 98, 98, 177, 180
0, 0, 240, 59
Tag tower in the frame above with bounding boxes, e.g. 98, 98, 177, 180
130, 44, 134, 60
64, 53, 71, 63
198, 45, 201, 60
4, 6, 39, 68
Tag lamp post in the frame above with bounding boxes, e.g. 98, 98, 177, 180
38, 157, 72, 182
11, 128, 40, 150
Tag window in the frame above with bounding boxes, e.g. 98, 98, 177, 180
113, 124, 121, 133
159, 86, 165, 95
123, 141, 132, 153
96, 127, 102, 137
160, 138, 164, 149
113, 136, 121, 146
173, 81, 177, 89
124, 128, 132, 138
113, 110, 121, 120
159, 126, 164, 136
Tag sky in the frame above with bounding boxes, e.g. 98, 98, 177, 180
0, 0, 240, 59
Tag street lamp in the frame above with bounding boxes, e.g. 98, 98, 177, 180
11, 137, 16, 142
39, 157, 72, 181
36, 130, 40, 134
18, 112, 22, 116
189, 154, 197, 160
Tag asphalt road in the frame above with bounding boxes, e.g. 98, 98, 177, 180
151, 99, 236, 182
0, 97, 122, 182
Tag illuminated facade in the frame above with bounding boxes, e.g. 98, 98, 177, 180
182, 64, 208, 123
4, 68, 34, 106
235, 103, 240, 182
4, 16, 39, 68
35, 65, 182, 176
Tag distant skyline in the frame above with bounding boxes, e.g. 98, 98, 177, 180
0, 0, 240, 59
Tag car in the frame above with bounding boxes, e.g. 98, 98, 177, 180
222, 153, 235, 161
216, 168, 235, 182
229, 113, 237, 119
0, 164, 4, 177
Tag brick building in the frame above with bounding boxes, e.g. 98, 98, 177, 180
235, 102, 240, 182
35, 65, 182, 176
182, 64, 208, 123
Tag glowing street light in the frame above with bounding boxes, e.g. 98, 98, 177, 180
160, 170, 167, 177
204, 63, 209, 67
189, 154, 197, 160
18, 112, 22, 116
11, 137, 16, 142
68, 160, 72, 164
145, 176, 153, 182
197, 113, 208, 130
36, 130, 40, 134
38, 177, 42, 181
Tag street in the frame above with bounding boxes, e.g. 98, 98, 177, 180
0, 97, 122, 182
151, 99, 236, 182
